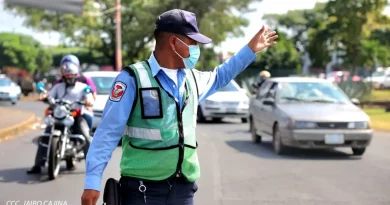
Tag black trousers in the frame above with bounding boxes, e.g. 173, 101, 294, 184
119, 176, 198, 205
33, 116, 91, 167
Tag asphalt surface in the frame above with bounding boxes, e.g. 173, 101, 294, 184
0, 101, 390, 205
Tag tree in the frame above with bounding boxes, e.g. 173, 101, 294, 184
5, 0, 261, 70
0, 32, 53, 72
324, 0, 389, 70
252, 31, 302, 75
263, 3, 327, 53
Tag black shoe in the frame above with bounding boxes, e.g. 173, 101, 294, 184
26, 166, 41, 174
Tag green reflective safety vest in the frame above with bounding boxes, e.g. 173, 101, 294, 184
120, 61, 200, 182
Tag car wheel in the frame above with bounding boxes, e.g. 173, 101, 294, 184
273, 124, 286, 155
197, 106, 206, 122
352, 148, 366, 156
11, 101, 17, 105
212, 118, 222, 122
241, 118, 248, 123
250, 119, 261, 144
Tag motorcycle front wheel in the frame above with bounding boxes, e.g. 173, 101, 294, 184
48, 137, 61, 180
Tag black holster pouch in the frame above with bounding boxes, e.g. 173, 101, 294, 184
103, 178, 121, 205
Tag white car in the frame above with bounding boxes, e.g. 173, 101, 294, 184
364, 69, 390, 89
83, 71, 119, 131
198, 80, 250, 123
0, 75, 21, 105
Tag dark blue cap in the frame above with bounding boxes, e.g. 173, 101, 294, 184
155, 9, 212, 44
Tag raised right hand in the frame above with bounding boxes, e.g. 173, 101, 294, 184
81, 189, 100, 205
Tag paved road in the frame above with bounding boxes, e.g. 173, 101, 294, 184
0, 102, 390, 204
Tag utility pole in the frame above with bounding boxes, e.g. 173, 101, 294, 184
115, 0, 122, 71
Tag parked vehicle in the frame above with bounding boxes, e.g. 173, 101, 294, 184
198, 80, 249, 123
0, 75, 21, 105
249, 77, 373, 156
83, 71, 119, 131
40, 95, 89, 179
364, 69, 390, 89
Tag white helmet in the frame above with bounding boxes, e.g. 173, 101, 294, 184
61, 62, 79, 85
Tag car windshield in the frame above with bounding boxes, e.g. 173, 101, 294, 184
276, 82, 351, 104
372, 71, 385, 77
218, 81, 239, 92
0, 78, 12, 87
90, 76, 116, 95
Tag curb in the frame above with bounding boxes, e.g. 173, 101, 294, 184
0, 113, 37, 141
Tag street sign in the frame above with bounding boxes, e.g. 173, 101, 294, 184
5, 0, 83, 15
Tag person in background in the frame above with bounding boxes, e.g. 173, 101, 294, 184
56, 54, 96, 129
252, 70, 271, 94
36, 78, 47, 100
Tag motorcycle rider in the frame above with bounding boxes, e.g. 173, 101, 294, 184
56, 54, 97, 129
27, 62, 94, 174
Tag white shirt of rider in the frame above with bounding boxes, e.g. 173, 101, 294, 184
48, 82, 93, 110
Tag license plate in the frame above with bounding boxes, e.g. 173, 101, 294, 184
325, 134, 344, 144
226, 108, 236, 113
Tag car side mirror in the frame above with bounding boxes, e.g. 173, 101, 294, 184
351, 98, 360, 105
263, 100, 274, 106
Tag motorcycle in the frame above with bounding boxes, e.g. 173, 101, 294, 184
39, 91, 90, 180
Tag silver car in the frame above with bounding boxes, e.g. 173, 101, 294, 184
249, 77, 373, 156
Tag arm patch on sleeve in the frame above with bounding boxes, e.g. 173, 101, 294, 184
109, 81, 127, 102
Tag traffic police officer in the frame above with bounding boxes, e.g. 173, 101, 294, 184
81, 9, 278, 205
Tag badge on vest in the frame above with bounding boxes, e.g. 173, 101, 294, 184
140, 87, 163, 119
110, 81, 127, 102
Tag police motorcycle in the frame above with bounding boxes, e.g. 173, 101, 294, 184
38, 87, 91, 180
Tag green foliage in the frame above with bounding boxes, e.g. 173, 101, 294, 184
5, 0, 261, 69
263, 0, 390, 70
324, 0, 389, 69
48, 46, 111, 66
196, 46, 220, 71
253, 31, 302, 73
0, 32, 53, 72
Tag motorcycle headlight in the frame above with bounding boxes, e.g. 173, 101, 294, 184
54, 106, 67, 119
295, 121, 317, 129
348, 122, 369, 129
63, 116, 75, 127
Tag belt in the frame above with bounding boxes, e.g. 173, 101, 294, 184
120, 173, 187, 184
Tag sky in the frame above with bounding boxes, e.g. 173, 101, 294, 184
0, 0, 389, 53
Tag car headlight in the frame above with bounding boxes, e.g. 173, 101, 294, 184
242, 100, 249, 105
295, 121, 317, 129
205, 100, 219, 105
348, 122, 369, 129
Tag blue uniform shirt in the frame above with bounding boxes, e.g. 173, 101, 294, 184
85, 45, 257, 191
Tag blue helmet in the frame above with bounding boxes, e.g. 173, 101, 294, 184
60, 54, 80, 67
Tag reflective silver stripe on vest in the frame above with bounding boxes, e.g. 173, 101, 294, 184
125, 126, 162, 141
133, 62, 152, 88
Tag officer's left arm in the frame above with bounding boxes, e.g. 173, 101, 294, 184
196, 45, 257, 103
